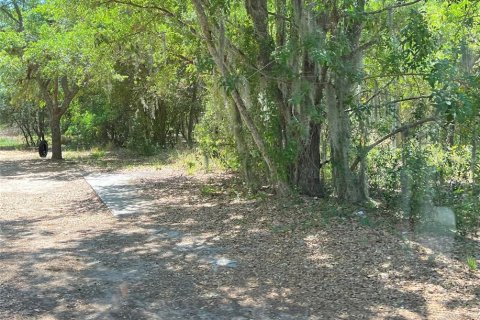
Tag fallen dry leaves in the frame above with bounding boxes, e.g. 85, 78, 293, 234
1, 150, 478, 319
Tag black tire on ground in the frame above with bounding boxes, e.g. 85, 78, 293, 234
39, 140, 48, 158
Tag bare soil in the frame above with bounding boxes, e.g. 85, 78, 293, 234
0, 150, 479, 319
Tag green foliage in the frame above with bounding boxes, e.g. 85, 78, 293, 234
466, 256, 478, 271
400, 10, 434, 71
368, 140, 479, 235
90, 148, 106, 159
401, 142, 437, 222
0, 93, 44, 147
64, 105, 98, 148
453, 195, 480, 236
427, 145, 472, 182
126, 109, 156, 156
200, 185, 221, 197
368, 147, 402, 203
195, 94, 240, 171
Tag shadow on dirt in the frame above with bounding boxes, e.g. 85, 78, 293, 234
0, 209, 430, 319
1, 155, 479, 319
0, 159, 80, 181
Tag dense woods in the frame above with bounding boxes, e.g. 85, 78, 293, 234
1, 0, 479, 233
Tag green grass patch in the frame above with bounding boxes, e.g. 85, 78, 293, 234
62, 147, 224, 174
0, 135, 24, 149
90, 149, 107, 159
200, 185, 220, 197
467, 256, 478, 271
169, 149, 218, 174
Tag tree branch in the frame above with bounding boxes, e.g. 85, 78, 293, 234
361, 78, 396, 105
0, 0, 23, 31
104, 0, 197, 35
383, 94, 432, 106
60, 76, 71, 98
37, 78, 54, 110
350, 116, 438, 171
267, 10, 291, 22
105, 0, 174, 17
0, 6, 19, 25
104, 0, 262, 80
362, 73, 428, 80
346, 95, 432, 113
12, 0, 23, 31
354, 39, 377, 54
60, 76, 80, 113
364, 0, 424, 15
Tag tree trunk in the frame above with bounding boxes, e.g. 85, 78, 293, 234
245, 0, 272, 68
472, 121, 478, 183
325, 0, 365, 202
153, 98, 167, 147
358, 115, 370, 200
227, 96, 256, 188
50, 112, 62, 160
446, 121, 455, 147
15, 120, 30, 147
296, 122, 324, 196
272, 0, 327, 196
26, 126, 35, 147
230, 88, 288, 193
326, 82, 361, 202
37, 76, 79, 160
187, 82, 198, 147
192, 0, 288, 194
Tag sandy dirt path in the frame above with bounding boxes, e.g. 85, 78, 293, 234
1, 150, 479, 320
0, 151, 275, 319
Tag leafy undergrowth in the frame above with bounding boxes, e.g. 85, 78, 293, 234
203, 173, 479, 278
130, 169, 480, 318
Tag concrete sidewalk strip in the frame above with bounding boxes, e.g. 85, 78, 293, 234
85, 172, 156, 216
85, 171, 238, 270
